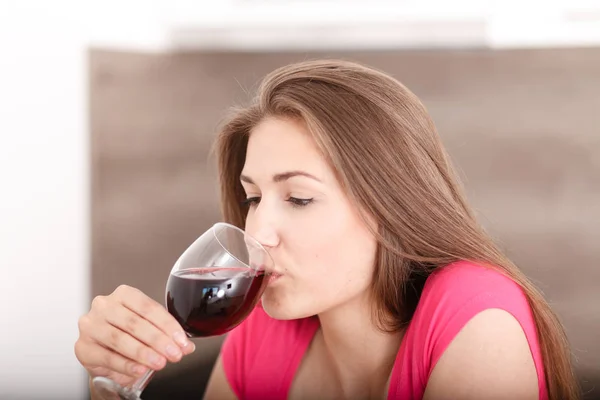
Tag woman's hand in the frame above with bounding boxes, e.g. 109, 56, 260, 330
74, 284, 195, 387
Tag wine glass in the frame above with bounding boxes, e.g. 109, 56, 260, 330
92, 222, 273, 400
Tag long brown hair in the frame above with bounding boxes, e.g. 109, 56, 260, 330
214, 59, 579, 399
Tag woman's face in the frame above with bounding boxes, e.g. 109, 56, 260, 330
241, 116, 378, 320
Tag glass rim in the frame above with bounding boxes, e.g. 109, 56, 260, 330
211, 222, 273, 271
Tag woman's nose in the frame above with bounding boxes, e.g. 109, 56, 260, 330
251, 226, 279, 249
245, 207, 280, 249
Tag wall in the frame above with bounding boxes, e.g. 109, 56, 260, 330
0, 2, 88, 399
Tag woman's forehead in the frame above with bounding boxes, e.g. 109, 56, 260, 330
243, 118, 331, 179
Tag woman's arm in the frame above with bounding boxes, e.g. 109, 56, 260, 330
203, 354, 238, 400
423, 309, 539, 400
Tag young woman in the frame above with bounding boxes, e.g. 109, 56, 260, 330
75, 60, 579, 400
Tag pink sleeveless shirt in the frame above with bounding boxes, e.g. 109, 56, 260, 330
221, 261, 548, 399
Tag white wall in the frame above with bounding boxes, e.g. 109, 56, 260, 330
160, 0, 600, 50
163, 0, 489, 50
0, 2, 89, 399
488, 0, 600, 48
84, 0, 600, 52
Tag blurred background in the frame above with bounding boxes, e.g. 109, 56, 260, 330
1, 0, 599, 399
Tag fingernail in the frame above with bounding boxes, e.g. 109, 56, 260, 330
166, 344, 182, 359
133, 365, 147, 376
149, 353, 163, 368
173, 331, 190, 347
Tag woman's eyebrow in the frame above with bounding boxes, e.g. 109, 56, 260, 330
240, 170, 322, 184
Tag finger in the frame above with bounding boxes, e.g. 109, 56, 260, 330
87, 321, 167, 371
77, 338, 150, 378
113, 285, 194, 350
105, 304, 187, 363
88, 365, 138, 388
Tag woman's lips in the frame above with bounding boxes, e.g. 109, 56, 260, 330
268, 272, 283, 284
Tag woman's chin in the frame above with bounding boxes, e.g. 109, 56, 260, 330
261, 297, 293, 320
261, 295, 314, 321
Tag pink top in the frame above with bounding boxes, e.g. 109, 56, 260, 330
221, 261, 548, 400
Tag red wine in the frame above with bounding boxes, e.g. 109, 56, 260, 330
166, 267, 267, 337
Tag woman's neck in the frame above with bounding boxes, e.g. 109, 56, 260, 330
316, 294, 404, 398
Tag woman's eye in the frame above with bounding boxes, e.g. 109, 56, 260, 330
242, 197, 261, 207
242, 196, 312, 208
287, 197, 313, 207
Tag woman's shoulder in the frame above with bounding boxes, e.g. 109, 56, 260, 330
412, 260, 535, 339
395, 261, 547, 399
395, 260, 545, 398
423, 260, 527, 306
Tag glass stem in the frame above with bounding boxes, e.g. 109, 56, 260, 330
129, 369, 156, 395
